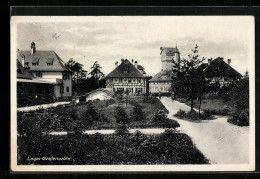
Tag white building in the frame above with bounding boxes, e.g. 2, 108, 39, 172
17, 42, 73, 101
149, 46, 180, 94
106, 59, 147, 94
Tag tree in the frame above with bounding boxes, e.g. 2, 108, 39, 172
115, 106, 129, 124
66, 58, 87, 94
89, 61, 104, 81
131, 102, 145, 121
171, 44, 206, 113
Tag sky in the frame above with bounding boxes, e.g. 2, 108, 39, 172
16, 16, 254, 76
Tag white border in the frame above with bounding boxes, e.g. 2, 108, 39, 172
10, 16, 255, 172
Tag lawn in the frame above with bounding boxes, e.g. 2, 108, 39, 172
17, 95, 178, 133
18, 130, 209, 165
176, 98, 233, 116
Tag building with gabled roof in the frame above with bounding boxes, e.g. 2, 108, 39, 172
17, 42, 73, 101
198, 57, 242, 87
106, 59, 146, 93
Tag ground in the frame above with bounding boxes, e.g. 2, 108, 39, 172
160, 97, 249, 164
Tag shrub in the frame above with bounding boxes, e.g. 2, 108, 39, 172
114, 125, 130, 137
130, 130, 146, 143
175, 110, 186, 118
131, 103, 146, 121
174, 109, 213, 120
140, 136, 158, 152
115, 106, 129, 124
228, 109, 249, 126
105, 99, 115, 106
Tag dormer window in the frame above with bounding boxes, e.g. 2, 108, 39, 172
46, 58, 54, 66
32, 58, 39, 66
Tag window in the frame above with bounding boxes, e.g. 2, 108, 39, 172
124, 71, 127, 73
32, 59, 39, 66
114, 79, 118, 82
128, 79, 132, 83
119, 79, 122, 83
63, 73, 70, 80
66, 86, 69, 92
138, 79, 141, 83
35, 72, 42, 78
46, 58, 54, 66
60, 86, 64, 94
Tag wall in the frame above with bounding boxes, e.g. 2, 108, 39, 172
32, 71, 72, 99
106, 77, 146, 93
149, 81, 172, 93
161, 53, 180, 71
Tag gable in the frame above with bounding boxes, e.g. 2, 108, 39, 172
17, 51, 72, 72
203, 58, 242, 78
106, 59, 144, 78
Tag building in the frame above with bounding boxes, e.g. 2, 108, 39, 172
17, 59, 59, 107
149, 46, 180, 94
106, 59, 146, 94
76, 88, 113, 103
17, 42, 73, 101
199, 57, 242, 87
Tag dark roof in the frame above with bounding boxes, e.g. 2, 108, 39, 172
17, 51, 72, 72
106, 59, 145, 78
149, 70, 175, 82
17, 60, 34, 79
160, 47, 180, 55
202, 57, 242, 78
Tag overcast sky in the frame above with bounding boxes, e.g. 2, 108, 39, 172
16, 16, 254, 76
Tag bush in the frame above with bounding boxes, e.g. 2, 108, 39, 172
140, 136, 158, 152
131, 103, 146, 121
174, 109, 214, 120
115, 106, 130, 124
228, 109, 249, 126
130, 130, 146, 144
114, 125, 130, 137
175, 110, 186, 118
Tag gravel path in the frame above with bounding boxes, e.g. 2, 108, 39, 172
160, 97, 249, 164
17, 101, 70, 112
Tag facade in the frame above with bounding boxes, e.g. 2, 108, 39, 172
106, 59, 146, 94
149, 46, 180, 94
17, 60, 58, 107
199, 57, 242, 87
17, 42, 73, 101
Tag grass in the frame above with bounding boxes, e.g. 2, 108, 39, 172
17, 96, 179, 133
18, 130, 209, 165
177, 98, 232, 116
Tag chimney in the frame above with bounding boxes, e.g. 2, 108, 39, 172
21, 54, 25, 67
227, 59, 231, 65
208, 58, 212, 65
131, 59, 134, 64
115, 61, 118, 68
30, 42, 36, 55
135, 61, 138, 68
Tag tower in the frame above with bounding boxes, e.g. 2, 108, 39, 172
160, 46, 180, 71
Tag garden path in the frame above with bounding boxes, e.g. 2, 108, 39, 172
160, 97, 250, 164
17, 101, 70, 112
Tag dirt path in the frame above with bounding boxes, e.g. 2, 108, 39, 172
160, 97, 249, 164
17, 101, 70, 112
